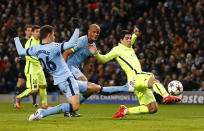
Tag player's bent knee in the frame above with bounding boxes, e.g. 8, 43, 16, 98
77, 76, 87, 81
148, 77, 160, 88
149, 107, 158, 114
147, 102, 158, 114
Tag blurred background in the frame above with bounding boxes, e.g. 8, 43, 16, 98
0, 0, 203, 94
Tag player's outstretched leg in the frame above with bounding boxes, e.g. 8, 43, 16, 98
113, 104, 150, 118
29, 103, 73, 121
14, 89, 32, 109
100, 78, 135, 95
149, 77, 181, 104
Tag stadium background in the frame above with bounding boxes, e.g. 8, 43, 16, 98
0, 0, 203, 94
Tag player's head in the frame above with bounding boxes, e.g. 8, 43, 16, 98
32, 25, 40, 39
40, 25, 55, 43
24, 25, 32, 39
88, 24, 100, 42
119, 30, 132, 47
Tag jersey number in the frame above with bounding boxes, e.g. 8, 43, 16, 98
39, 56, 56, 71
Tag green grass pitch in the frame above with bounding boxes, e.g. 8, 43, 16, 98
0, 103, 204, 131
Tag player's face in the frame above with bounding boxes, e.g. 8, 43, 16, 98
88, 26, 100, 42
32, 29, 40, 39
120, 34, 132, 47
25, 28, 32, 38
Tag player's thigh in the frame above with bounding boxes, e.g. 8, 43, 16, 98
70, 66, 87, 80
36, 68, 47, 87
25, 73, 39, 92
134, 73, 154, 92
58, 76, 80, 98
135, 89, 156, 105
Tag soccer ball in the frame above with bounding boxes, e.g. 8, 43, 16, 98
168, 80, 183, 96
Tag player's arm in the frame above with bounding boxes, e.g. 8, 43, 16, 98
14, 37, 27, 55
89, 45, 119, 63
62, 18, 80, 51
62, 49, 74, 62
131, 27, 139, 46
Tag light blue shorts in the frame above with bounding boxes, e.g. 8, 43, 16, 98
58, 76, 79, 98
77, 80, 88, 93
69, 66, 87, 80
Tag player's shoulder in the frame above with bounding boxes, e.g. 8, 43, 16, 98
79, 35, 88, 40
79, 35, 88, 43
112, 45, 120, 51
53, 42, 62, 47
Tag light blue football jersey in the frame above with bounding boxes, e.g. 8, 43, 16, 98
67, 35, 95, 67
27, 42, 73, 85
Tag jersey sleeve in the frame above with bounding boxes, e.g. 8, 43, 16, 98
26, 46, 37, 57
72, 38, 83, 52
14, 37, 27, 55
94, 46, 119, 63
63, 28, 79, 51
131, 34, 138, 46
51, 42, 64, 54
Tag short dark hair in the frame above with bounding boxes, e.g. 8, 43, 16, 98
119, 30, 131, 39
40, 25, 54, 40
24, 24, 32, 31
32, 25, 40, 31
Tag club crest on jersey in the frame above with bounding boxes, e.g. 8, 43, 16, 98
55, 43, 60, 47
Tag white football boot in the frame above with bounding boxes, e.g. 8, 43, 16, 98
28, 109, 43, 121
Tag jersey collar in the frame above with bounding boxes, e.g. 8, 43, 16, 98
118, 43, 132, 49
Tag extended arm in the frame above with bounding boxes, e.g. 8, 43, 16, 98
63, 28, 79, 50
131, 27, 139, 46
94, 51, 118, 63
89, 45, 118, 64
14, 37, 27, 55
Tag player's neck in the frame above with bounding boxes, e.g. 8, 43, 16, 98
25, 36, 30, 40
42, 39, 50, 44
121, 43, 131, 48
88, 37, 93, 44
32, 36, 39, 40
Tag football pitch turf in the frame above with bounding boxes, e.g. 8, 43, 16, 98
0, 103, 204, 131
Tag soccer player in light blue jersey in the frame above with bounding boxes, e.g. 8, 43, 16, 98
10, 19, 81, 121
62, 24, 135, 117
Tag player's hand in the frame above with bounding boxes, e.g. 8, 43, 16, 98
73, 18, 79, 28
133, 27, 140, 36
7, 27, 18, 38
88, 44, 98, 55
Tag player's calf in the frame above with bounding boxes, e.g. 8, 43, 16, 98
66, 94, 80, 111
